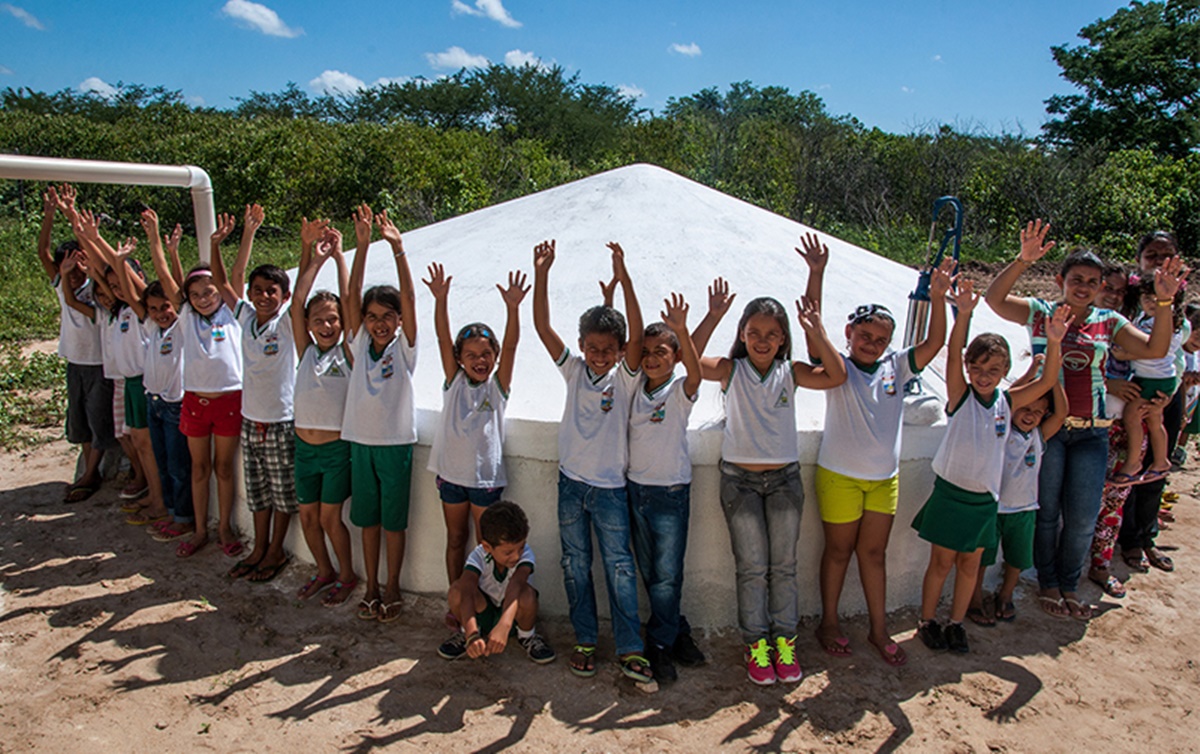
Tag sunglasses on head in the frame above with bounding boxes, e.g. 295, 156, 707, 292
848, 304, 894, 324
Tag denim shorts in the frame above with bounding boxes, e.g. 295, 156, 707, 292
436, 476, 503, 507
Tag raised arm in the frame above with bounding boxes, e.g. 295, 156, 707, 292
230, 203, 263, 296
164, 222, 184, 289
112, 239, 147, 317
58, 252, 96, 321
377, 211, 416, 347
37, 187, 60, 281
1112, 257, 1189, 360
913, 256, 954, 369
985, 219, 1055, 325
608, 242, 643, 371
796, 232, 828, 358
1012, 307, 1071, 409
945, 279, 980, 409
300, 216, 330, 280
792, 296, 848, 389
532, 240, 565, 360
72, 209, 116, 271
662, 293, 703, 398
139, 209, 182, 307
691, 277, 736, 356
599, 272, 618, 308
209, 212, 241, 310
1042, 379, 1069, 438
495, 270, 529, 395
345, 203, 373, 338
423, 262, 459, 384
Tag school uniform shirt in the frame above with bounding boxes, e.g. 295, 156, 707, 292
142, 319, 184, 402
294, 342, 352, 432
238, 303, 296, 423
1129, 312, 1187, 380
931, 388, 1011, 500
110, 305, 147, 379
555, 350, 640, 489
1027, 299, 1128, 418
627, 372, 697, 486
998, 427, 1042, 514
428, 370, 509, 489
53, 277, 102, 366
818, 348, 920, 480
721, 358, 798, 466
99, 307, 121, 380
340, 331, 418, 446
180, 302, 243, 393
464, 543, 535, 608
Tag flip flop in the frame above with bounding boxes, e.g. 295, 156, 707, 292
967, 605, 996, 627
323, 577, 359, 607
357, 598, 381, 620
1145, 548, 1175, 572
120, 500, 149, 514
1106, 472, 1142, 488
378, 600, 403, 624
994, 595, 1017, 622
151, 523, 194, 543
220, 540, 245, 558
570, 644, 597, 678
125, 511, 169, 526
869, 639, 907, 667
1038, 595, 1070, 619
119, 484, 148, 501
298, 574, 336, 600
176, 539, 208, 558
64, 482, 99, 503
248, 557, 290, 583
227, 557, 263, 580
1139, 469, 1168, 484
1063, 598, 1094, 621
1123, 551, 1150, 573
815, 630, 852, 657
619, 654, 654, 684
1089, 573, 1127, 598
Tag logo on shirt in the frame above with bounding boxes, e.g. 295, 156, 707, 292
995, 413, 1007, 437
1062, 348, 1090, 372
1024, 450, 1037, 467
381, 354, 394, 379
882, 367, 896, 396
650, 401, 666, 423
600, 386, 614, 413
775, 388, 790, 408
160, 336, 173, 355
263, 334, 279, 356
477, 397, 494, 413
119, 320, 130, 333
211, 325, 227, 342
327, 363, 344, 377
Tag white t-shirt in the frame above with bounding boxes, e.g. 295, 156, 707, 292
238, 303, 296, 423
931, 389, 1011, 499
341, 331, 418, 446
998, 427, 1043, 514
429, 370, 509, 489
818, 348, 919, 480
1130, 313, 1185, 380
142, 319, 184, 402
54, 277, 102, 366
721, 358, 798, 466
464, 543, 535, 607
99, 307, 122, 380
627, 372, 697, 486
556, 350, 639, 489
294, 342, 352, 432
109, 305, 147, 379
180, 302, 244, 393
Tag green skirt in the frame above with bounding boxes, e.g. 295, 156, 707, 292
911, 475, 998, 553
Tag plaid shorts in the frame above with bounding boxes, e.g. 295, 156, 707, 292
241, 419, 298, 513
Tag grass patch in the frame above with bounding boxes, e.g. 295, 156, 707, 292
0, 343, 67, 449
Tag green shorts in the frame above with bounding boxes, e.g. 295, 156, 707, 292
815, 466, 899, 523
295, 436, 351, 505
1187, 404, 1200, 435
981, 509, 1036, 569
911, 475, 998, 553
123, 375, 148, 430
475, 600, 503, 636
1136, 375, 1179, 400
349, 442, 413, 532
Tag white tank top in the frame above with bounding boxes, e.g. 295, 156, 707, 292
142, 319, 184, 402
340, 331, 418, 446
428, 370, 509, 489
721, 358, 798, 465
180, 302, 243, 393
294, 342, 352, 432
238, 303, 296, 422
110, 305, 147, 379
931, 388, 1011, 499
998, 427, 1042, 513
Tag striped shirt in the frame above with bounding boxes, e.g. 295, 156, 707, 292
1026, 299, 1128, 418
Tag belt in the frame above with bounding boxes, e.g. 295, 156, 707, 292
1064, 416, 1114, 429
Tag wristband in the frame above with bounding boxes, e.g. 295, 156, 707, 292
1015, 257, 1033, 267
465, 631, 481, 644
1157, 299, 1174, 307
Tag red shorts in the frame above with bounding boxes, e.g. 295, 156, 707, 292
180, 391, 243, 438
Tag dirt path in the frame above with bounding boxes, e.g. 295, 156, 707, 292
1, 436, 1197, 753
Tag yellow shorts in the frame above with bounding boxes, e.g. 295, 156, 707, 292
815, 466, 899, 524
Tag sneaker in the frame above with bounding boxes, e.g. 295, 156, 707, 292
671, 630, 707, 667
518, 633, 556, 664
917, 619, 948, 651
944, 622, 969, 654
1171, 446, 1187, 467
772, 635, 802, 683
745, 638, 776, 685
647, 643, 677, 684
437, 632, 468, 661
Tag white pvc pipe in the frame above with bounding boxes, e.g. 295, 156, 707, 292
0, 154, 217, 262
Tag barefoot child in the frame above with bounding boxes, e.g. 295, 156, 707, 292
914, 281, 1067, 654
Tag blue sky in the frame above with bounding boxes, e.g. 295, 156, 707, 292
1, 0, 1128, 134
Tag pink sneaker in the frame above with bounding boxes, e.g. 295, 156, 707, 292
773, 635, 803, 683
745, 638, 776, 685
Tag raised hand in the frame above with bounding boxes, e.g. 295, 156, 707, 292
606, 241, 627, 281
533, 240, 556, 273
423, 262, 451, 299
164, 223, 183, 254
301, 216, 331, 248
43, 186, 58, 216
1153, 256, 1188, 300
139, 208, 160, 240
352, 203, 374, 248
314, 228, 342, 262
114, 236, 137, 259
376, 210, 402, 248
60, 248, 80, 275
55, 183, 78, 217
796, 232, 829, 271
1047, 305, 1074, 342
661, 292, 689, 332
1018, 219, 1055, 263
497, 269, 530, 308
75, 209, 101, 241
952, 278, 980, 313
707, 276, 736, 317
243, 203, 265, 234
795, 295, 822, 332
598, 274, 618, 305
929, 256, 956, 299
212, 212, 236, 245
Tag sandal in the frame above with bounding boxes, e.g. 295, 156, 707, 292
323, 577, 359, 607
378, 600, 403, 624
994, 594, 1016, 622
227, 557, 263, 580
125, 511, 168, 526
619, 653, 653, 684
248, 557, 290, 583
967, 603, 996, 627
298, 574, 336, 600
1106, 472, 1142, 488
1038, 595, 1070, 619
868, 638, 907, 667
570, 644, 597, 678
220, 540, 245, 558
1145, 548, 1175, 572
1139, 469, 1168, 484
151, 523, 194, 543
1123, 550, 1150, 573
1089, 571, 1127, 598
176, 539, 208, 558
120, 500, 149, 514
64, 482, 99, 503
119, 484, 148, 501
357, 598, 381, 620
815, 630, 852, 658
1063, 597, 1094, 621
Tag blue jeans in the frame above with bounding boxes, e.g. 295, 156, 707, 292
147, 394, 193, 523
557, 472, 642, 656
718, 461, 805, 645
1035, 426, 1108, 592
628, 480, 690, 649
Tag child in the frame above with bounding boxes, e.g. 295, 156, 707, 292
290, 222, 359, 606
1113, 278, 1186, 485
699, 287, 847, 687
423, 261, 528, 612
814, 254, 954, 668
625, 284, 730, 683
532, 239, 650, 684
341, 205, 418, 624
913, 280, 1067, 653
36, 185, 112, 502
436, 501, 556, 664
969, 357, 1068, 624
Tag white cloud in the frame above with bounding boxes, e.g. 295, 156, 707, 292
78, 77, 117, 99
617, 84, 645, 101
0, 65, 13, 75
426, 46, 489, 71
372, 76, 412, 87
188, 95, 206, 107
932, 54, 943, 63
309, 69, 366, 95
504, 49, 547, 69
817, 83, 831, 91
220, 0, 302, 38
901, 85, 914, 94
669, 42, 701, 57
451, 0, 521, 28
0, 4, 44, 30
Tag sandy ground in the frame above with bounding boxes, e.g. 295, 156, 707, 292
0, 433, 1197, 754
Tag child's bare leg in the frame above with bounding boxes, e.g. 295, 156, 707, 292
470, 503, 485, 546
920, 545, 957, 621
131, 428, 166, 515
446, 578, 487, 628
246, 509, 272, 564
383, 530, 406, 604
119, 435, 146, 490
299, 504, 335, 578
515, 581, 539, 632
442, 502, 471, 584
263, 510, 291, 564
856, 511, 896, 646
998, 564, 1021, 607
817, 519, 859, 649
77, 442, 103, 487
186, 435, 212, 546
362, 525, 382, 602
320, 503, 355, 583
1120, 398, 1148, 477
949, 549, 984, 623
212, 434, 240, 544
1145, 405, 1171, 472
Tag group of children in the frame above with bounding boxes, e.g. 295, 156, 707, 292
43, 185, 1182, 687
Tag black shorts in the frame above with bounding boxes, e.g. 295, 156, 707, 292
66, 363, 116, 450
